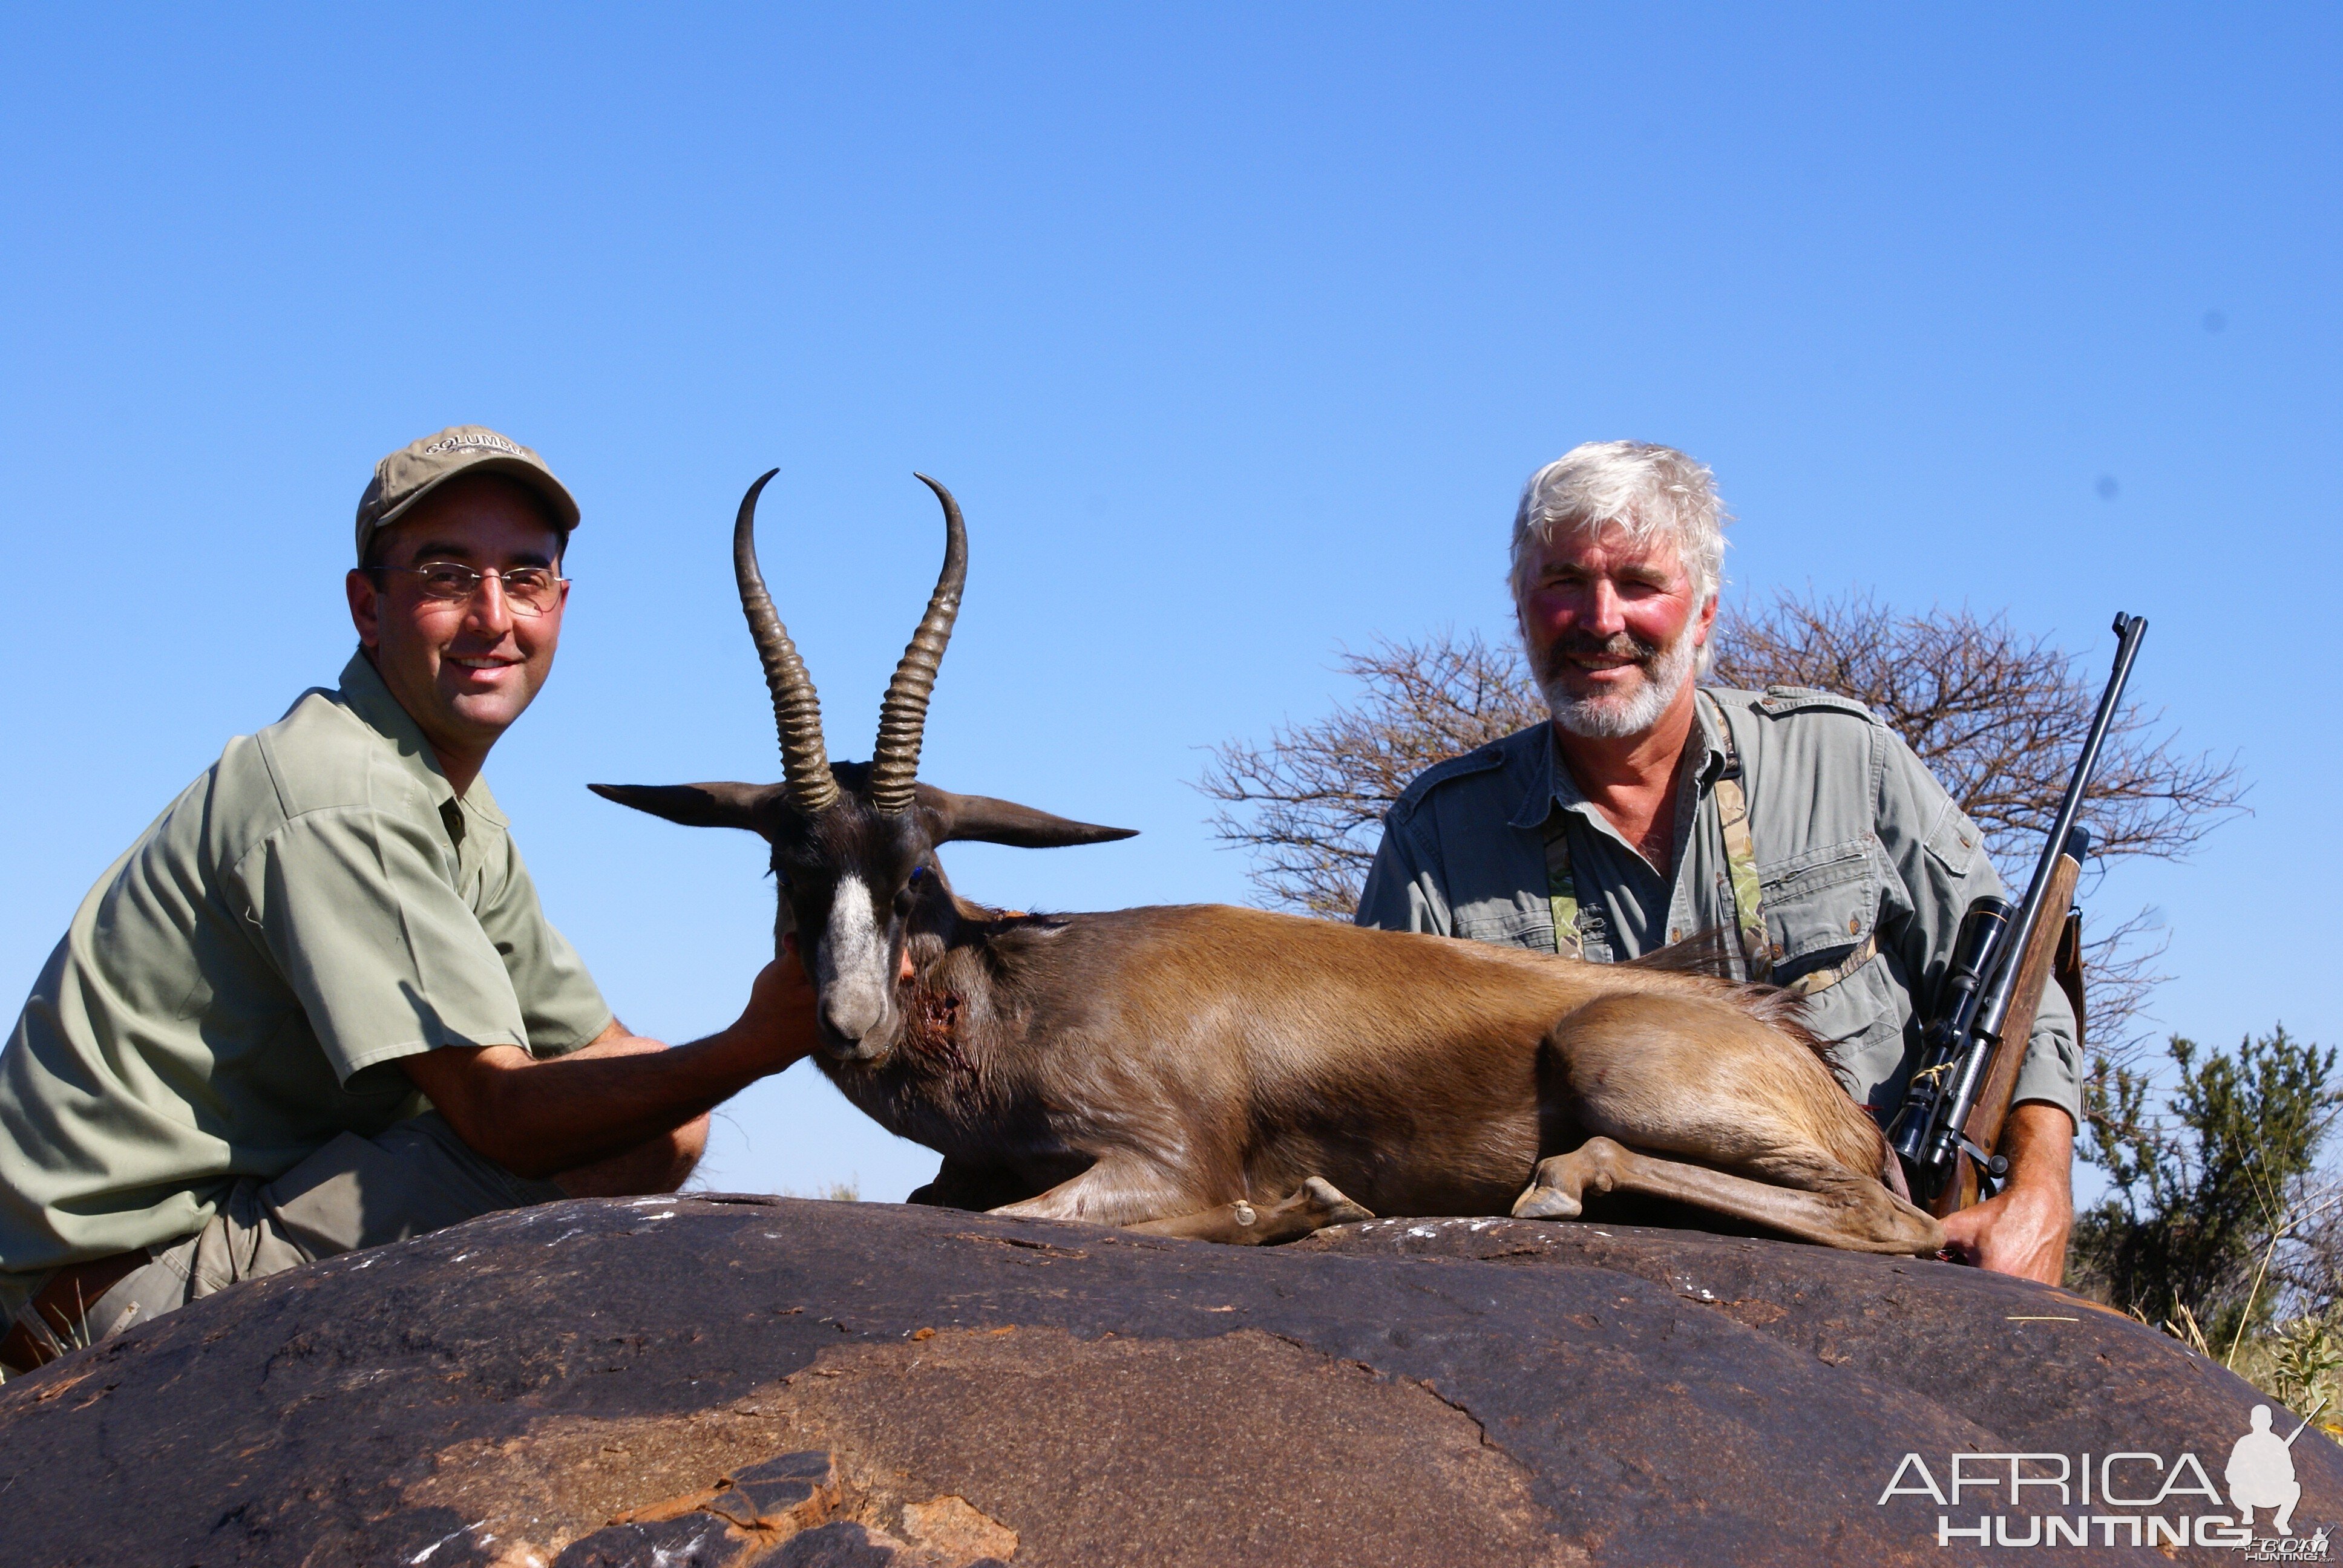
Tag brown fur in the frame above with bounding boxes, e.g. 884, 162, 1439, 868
826, 901, 1936, 1253
594, 778, 1936, 1253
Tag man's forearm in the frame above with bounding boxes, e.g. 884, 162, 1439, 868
466, 1024, 785, 1177
402, 958, 819, 1179
2002, 1100, 2076, 1190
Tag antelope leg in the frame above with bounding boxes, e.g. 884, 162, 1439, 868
1127, 1177, 1376, 1247
988, 1158, 1191, 1227
993, 1162, 1374, 1246
1512, 1136, 1941, 1256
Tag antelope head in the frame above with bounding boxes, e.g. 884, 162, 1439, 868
592, 470, 1135, 1064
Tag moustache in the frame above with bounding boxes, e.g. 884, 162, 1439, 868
1535, 630, 1665, 681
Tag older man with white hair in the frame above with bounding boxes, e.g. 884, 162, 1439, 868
1356, 440, 2079, 1281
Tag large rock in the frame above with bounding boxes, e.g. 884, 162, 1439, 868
0, 1194, 2330, 1566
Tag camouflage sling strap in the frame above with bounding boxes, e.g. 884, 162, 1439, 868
1701, 692, 1878, 996
1539, 699, 1766, 969
1544, 694, 1876, 991
1538, 697, 1762, 967
1782, 935, 1878, 996
1700, 692, 1775, 983
1542, 814, 1583, 959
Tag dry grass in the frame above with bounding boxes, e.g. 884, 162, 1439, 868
780, 1181, 862, 1203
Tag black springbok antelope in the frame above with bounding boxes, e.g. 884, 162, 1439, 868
593, 471, 1941, 1254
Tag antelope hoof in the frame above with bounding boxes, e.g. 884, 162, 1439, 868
1512, 1153, 1585, 1220
1300, 1176, 1374, 1227
1511, 1184, 1583, 1221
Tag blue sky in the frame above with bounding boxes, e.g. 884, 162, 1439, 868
2, 6, 2336, 1200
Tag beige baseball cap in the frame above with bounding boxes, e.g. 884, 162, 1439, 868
353, 425, 582, 564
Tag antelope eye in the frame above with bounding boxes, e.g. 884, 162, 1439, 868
908, 866, 926, 883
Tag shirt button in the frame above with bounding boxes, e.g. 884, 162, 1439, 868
1847, 915, 1860, 934
1671, 928, 1683, 943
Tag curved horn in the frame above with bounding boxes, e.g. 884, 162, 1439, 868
734, 469, 839, 817
867, 473, 968, 814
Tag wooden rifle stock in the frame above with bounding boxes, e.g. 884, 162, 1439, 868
1928, 849, 2085, 1219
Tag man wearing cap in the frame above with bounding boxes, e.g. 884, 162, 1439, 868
0, 426, 817, 1371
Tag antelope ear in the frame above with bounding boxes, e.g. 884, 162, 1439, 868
589, 782, 785, 837
920, 785, 1138, 849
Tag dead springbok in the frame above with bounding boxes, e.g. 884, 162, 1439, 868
594, 471, 1942, 1255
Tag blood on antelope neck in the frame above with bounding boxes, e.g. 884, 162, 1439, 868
901, 979, 971, 1072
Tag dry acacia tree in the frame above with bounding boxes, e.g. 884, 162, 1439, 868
1199, 591, 2245, 1052
1197, 630, 1549, 920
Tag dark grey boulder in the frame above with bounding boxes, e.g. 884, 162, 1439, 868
0, 1194, 2328, 1566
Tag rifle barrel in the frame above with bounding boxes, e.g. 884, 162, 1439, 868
1971, 613, 2146, 1046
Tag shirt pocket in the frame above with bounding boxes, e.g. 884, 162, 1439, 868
1756, 835, 1881, 973
1795, 947, 1912, 1110
1452, 899, 1558, 952
1922, 800, 1982, 880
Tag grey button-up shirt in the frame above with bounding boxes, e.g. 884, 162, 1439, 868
1355, 685, 2080, 1123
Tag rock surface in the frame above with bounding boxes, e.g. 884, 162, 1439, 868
0, 1194, 2331, 1566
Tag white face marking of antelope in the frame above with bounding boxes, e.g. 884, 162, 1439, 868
812, 873, 886, 1045
589, 469, 1136, 1067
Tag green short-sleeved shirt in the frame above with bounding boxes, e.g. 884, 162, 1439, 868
0, 652, 612, 1289
1355, 687, 2081, 1125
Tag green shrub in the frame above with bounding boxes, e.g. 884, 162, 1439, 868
2071, 1027, 2338, 1356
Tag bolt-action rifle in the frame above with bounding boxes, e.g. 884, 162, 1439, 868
1887, 612, 2148, 1215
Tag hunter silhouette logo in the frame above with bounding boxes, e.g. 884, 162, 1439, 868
2229, 1404, 2313, 1536
1876, 1399, 2330, 1552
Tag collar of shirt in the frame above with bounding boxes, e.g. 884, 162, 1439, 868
1504, 694, 1731, 841
332, 649, 510, 835
1504, 696, 1737, 961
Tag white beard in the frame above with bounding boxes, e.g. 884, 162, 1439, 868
1538, 620, 1702, 739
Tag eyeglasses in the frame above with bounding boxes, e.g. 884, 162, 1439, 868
372, 563, 569, 616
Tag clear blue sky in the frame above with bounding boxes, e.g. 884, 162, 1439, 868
2, 7, 2336, 1200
